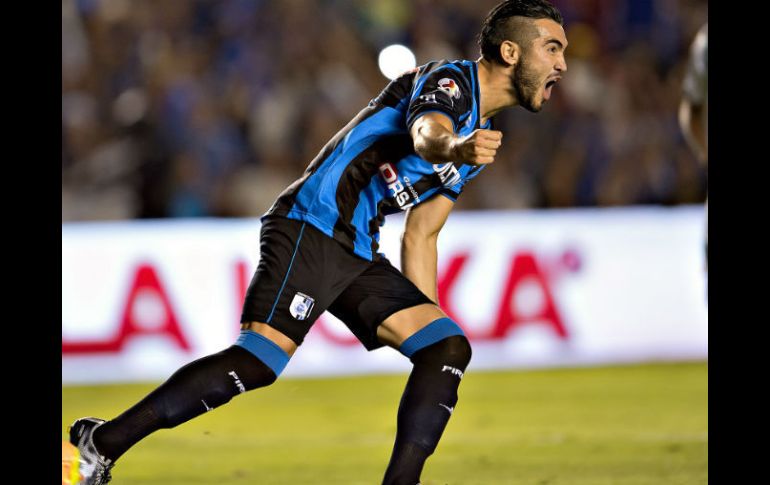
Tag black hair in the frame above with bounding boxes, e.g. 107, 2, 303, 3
478, 0, 563, 64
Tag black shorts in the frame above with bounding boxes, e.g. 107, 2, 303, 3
240, 216, 434, 350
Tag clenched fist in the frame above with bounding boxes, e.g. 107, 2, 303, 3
450, 129, 503, 165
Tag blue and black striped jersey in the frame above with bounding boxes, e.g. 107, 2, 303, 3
265, 59, 492, 261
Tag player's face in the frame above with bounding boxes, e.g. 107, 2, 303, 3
513, 19, 568, 112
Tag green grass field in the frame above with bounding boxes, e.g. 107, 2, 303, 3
62, 362, 707, 485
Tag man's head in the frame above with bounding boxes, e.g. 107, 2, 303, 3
478, 0, 568, 112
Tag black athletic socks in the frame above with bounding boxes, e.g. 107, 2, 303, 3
89, 331, 471, 483
92, 345, 277, 462
383, 441, 430, 485
382, 335, 472, 485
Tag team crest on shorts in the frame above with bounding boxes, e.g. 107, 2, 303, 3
289, 292, 315, 320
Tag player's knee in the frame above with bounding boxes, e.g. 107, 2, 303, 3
229, 346, 279, 389
398, 318, 471, 370
233, 330, 290, 383
411, 335, 471, 370
441, 334, 472, 369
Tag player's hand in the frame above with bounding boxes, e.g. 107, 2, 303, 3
450, 129, 503, 165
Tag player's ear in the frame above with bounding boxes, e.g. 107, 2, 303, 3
499, 40, 520, 67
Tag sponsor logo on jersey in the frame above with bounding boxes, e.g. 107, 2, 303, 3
379, 163, 418, 209
434, 163, 462, 187
438, 78, 461, 99
290, 292, 315, 320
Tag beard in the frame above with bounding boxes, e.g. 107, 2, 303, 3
512, 59, 544, 112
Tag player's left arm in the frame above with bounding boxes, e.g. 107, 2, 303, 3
401, 194, 455, 303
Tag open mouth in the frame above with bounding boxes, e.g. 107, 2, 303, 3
543, 78, 559, 100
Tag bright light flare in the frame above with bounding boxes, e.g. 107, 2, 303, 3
378, 44, 416, 80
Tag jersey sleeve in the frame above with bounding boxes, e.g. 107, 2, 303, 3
406, 67, 472, 132
436, 165, 487, 202
437, 185, 463, 202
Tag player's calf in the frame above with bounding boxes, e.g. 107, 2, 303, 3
383, 318, 472, 485
397, 330, 472, 454
90, 330, 290, 464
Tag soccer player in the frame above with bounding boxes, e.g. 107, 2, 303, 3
678, 22, 708, 293
68, 1, 567, 483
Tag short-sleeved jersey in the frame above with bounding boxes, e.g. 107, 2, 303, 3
264, 59, 492, 261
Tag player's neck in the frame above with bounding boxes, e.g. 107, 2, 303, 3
476, 58, 519, 123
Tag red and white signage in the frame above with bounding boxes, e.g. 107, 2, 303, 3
62, 207, 708, 384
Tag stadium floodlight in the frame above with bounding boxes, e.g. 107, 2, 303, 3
378, 44, 417, 80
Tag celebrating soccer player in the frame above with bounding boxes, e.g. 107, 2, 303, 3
69, 1, 567, 483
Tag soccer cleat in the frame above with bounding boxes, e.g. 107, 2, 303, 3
68, 417, 114, 485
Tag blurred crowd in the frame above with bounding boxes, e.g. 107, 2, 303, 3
62, 0, 708, 221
